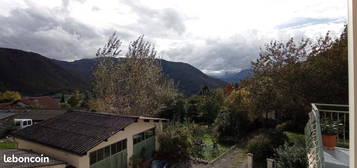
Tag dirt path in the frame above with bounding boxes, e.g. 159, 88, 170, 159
190, 148, 247, 168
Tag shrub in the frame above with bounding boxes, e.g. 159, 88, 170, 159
214, 107, 250, 143
246, 129, 287, 168
129, 154, 143, 168
157, 124, 193, 162
0, 121, 18, 138
189, 124, 206, 158
275, 143, 308, 168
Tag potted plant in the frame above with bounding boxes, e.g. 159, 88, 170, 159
320, 119, 343, 150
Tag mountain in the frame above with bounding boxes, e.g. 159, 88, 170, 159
0, 48, 225, 96
159, 60, 226, 95
0, 48, 87, 95
211, 69, 252, 83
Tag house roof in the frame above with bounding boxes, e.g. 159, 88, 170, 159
0, 112, 15, 120
14, 111, 138, 155
0, 149, 65, 168
9, 109, 67, 121
18, 96, 60, 109
0, 102, 12, 109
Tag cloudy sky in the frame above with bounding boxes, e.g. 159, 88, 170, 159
0, 0, 347, 75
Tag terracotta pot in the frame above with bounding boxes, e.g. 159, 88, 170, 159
322, 135, 336, 150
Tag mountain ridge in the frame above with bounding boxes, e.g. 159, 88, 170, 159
210, 69, 252, 83
0, 47, 226, 96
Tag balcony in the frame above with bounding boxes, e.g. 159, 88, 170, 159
305, 103, 349, 168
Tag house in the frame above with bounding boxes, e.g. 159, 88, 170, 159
0, 96, 60, 109
0, 149, 66, 168
0, 102, 13, 109
3, 109, 67, 123
16, 96, 60, 109
0, 112, 15, 123
14, 111, 167, 168
0, 112, 15, 136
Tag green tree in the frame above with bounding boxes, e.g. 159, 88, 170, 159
186, 89, 222, 124
60, 93, 65, 103
157, 123, 193, 162
67, 91, 82, 108
159, 94, 187, 121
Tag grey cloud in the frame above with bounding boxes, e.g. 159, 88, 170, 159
0, 0, 185, 62
123, 0, 186, 37
276, 17, 343, 29
0, 8, 98, 60
160, 34, 263, 74
0, 5, 132, 61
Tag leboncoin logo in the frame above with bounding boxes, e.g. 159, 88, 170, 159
3, 154, 49, 163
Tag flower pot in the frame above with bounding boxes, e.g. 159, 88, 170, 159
322, 135, 336, 150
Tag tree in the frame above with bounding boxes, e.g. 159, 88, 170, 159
92, 33, 177, 116
60, 93, 65, 103
0, 91, 21, 103
244, 27, 348, 131
185, 88, 223, 124
157, 123, 193, 162
249, 37, 311, 122
67, 91, 82, 108
213, 88, 252, 142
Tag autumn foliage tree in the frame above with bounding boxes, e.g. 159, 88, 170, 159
0, 91, 21, 103
91, 33, 177, 116
243, 27, 348, 131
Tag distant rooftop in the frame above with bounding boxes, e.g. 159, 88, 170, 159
0, 109, 67, 121
0, 96, 60, 109
19, 96, 60, 109
0, 112, 15, 120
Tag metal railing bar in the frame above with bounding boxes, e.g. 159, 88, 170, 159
312, 103, 349, 107
318, 109, 349, 114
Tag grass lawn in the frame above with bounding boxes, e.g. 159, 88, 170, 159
197, 134, 231, 161
284, 131, 305, 144
0, 141, 16, 149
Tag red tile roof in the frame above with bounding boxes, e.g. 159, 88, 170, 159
0, 102, 12, 109
19, 96, 60, 109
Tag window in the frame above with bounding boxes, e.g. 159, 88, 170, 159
145, 129, 155, 139
144, 119, 150, 122
133, 128, 156, 145
104, 146, 110, 158
90, 139, 127, 165
23, 121, 27, 126
110, 139, 127, 155
116, 141, 122, 152
97, 149, 104, 161
89, 152, 96, 165
123, 139, 127, 149
15, 121, 20, 126
133, 133, 144, 144
28, 120, 32, 125
111, 143, 117, 155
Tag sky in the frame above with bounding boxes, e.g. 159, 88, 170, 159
0, 0, 347, 76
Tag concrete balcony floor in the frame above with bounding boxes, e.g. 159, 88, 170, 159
324, 147, 349, 168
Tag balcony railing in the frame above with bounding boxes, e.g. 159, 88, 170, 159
305, 103, 349, 168
315, 104, 349, 146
